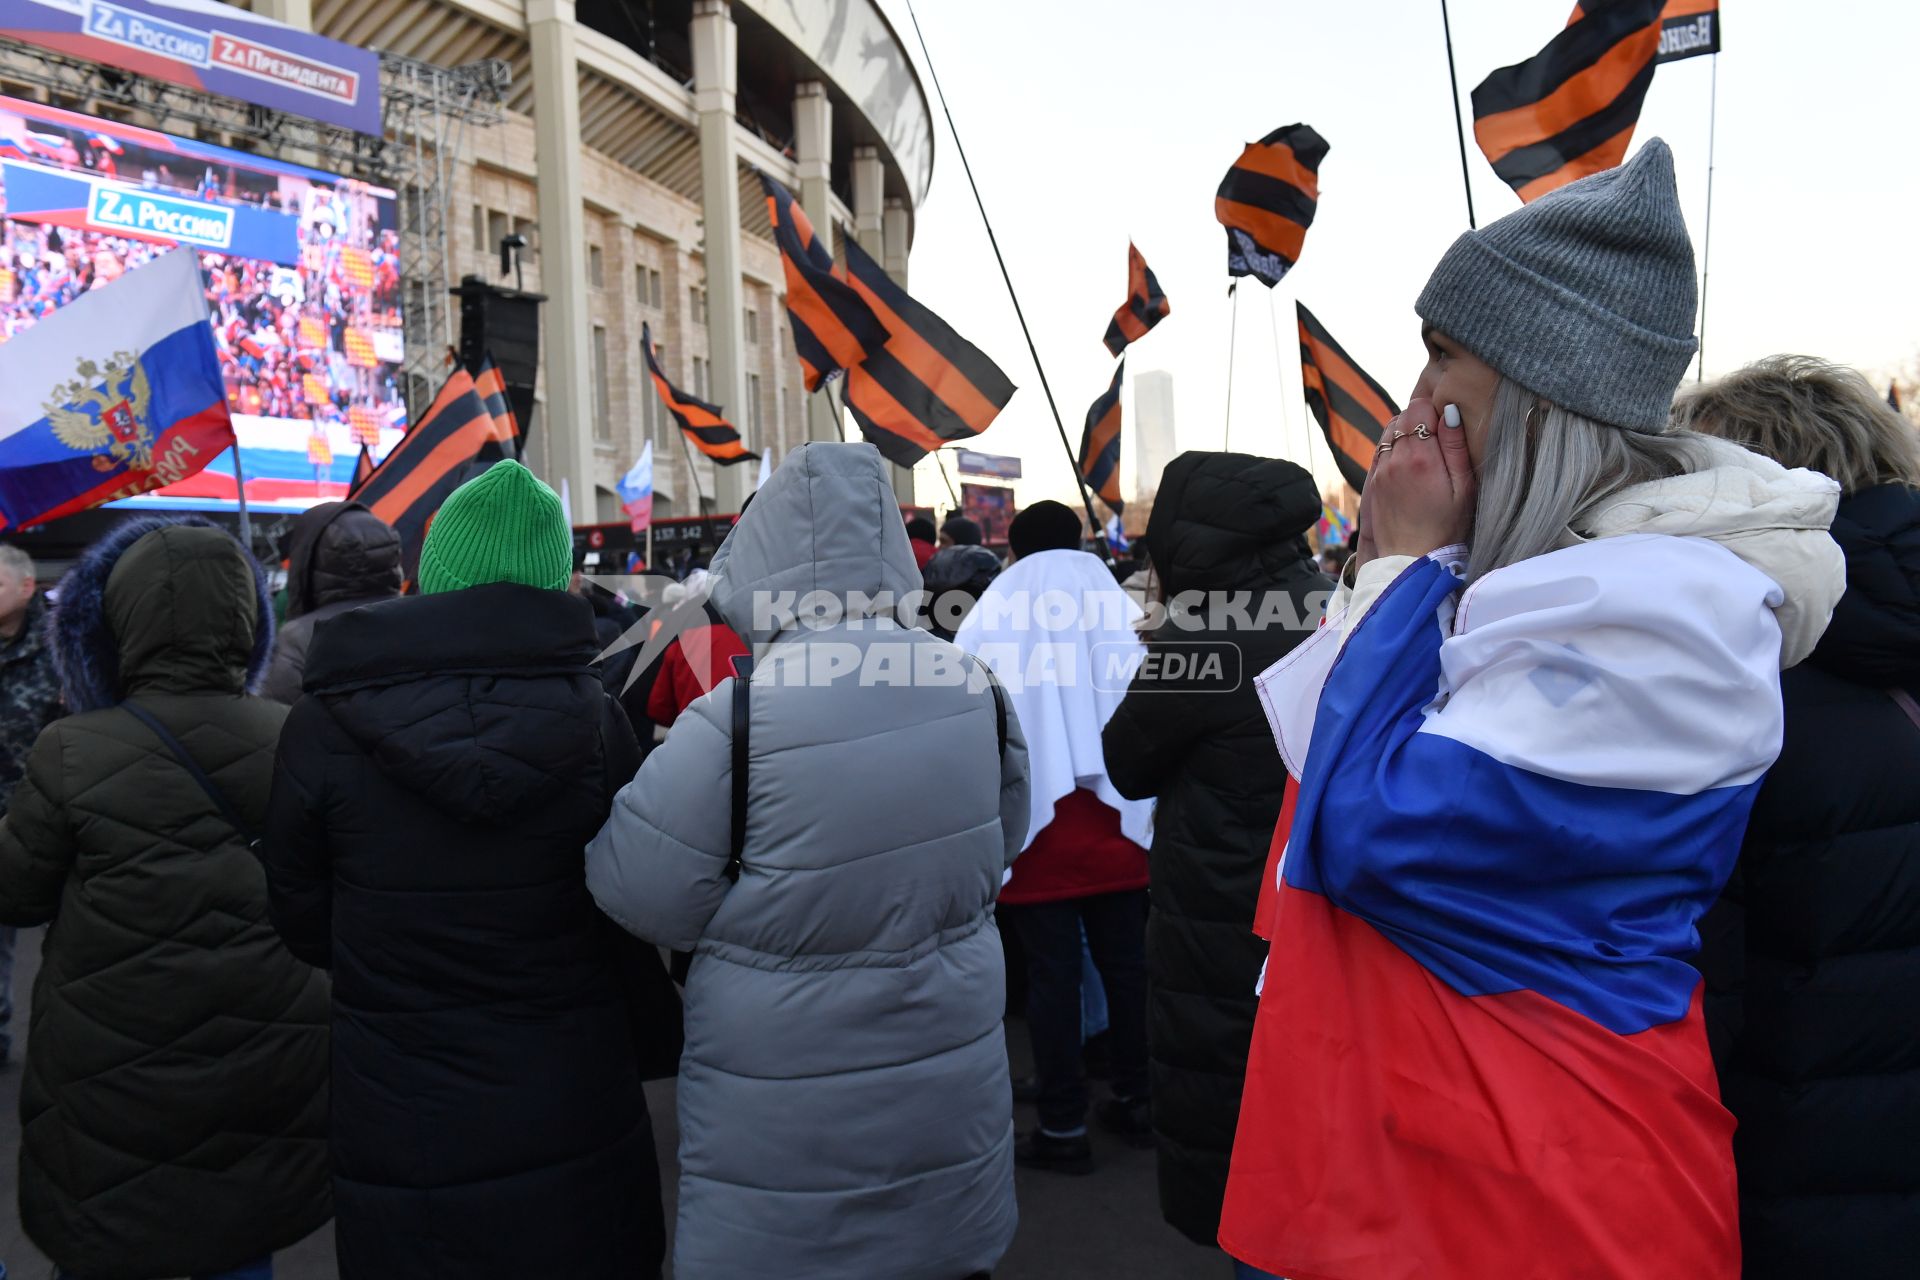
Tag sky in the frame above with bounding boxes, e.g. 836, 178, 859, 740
874, 0, 1920, 510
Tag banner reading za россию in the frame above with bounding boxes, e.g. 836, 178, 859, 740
0, 0, 380, 134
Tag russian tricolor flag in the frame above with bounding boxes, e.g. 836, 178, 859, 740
1222, 537, 1766, 1279
0, 250, 234, 530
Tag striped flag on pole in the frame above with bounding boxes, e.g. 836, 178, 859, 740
838, 237, 1017, 468
1298, 302, 1398, 493
1078, 357, 1125, 516
1215, 123, 1328, 288
643, 323, 757, 466
1103, 242, 1170, 356
760, 172, 889, 392
1474, 0, 1665, 203
351, 368, 497, 579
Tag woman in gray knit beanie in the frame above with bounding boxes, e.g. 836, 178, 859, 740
1219, 142, 1848, 1280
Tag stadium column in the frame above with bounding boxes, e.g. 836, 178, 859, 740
692, 0, 751, 514
793, 81, 840, 445
883, 198, 910, 286
852, 147, 911, 503
528, 0, 598, 521
252, 0, 312, 27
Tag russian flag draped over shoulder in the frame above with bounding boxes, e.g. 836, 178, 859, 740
1221, 535, 1761, 1280
0, 250, 232, 530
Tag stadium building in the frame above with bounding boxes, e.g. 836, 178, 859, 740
0, 0, 933, 534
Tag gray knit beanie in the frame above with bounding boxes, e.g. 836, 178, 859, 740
1415, 138, 1697, 433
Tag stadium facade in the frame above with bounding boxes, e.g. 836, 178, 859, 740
259, 0, 931, 520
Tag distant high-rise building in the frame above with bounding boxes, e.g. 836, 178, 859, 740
1133, 370, 1178, 501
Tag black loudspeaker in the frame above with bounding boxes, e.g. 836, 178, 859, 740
454, 275, 544, 454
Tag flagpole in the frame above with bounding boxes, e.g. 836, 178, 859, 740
1224, 281, 1240, 450
934, 448, 961, 508
831, 378, 850, 443
1439, 0, 1479, 229
1697, 52, 1719, 383
902, 0, 1110, 558
680, 432, 709, 516
230, 444, 253, 551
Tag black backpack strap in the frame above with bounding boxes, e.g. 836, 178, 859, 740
728, 653, 753, 882
121, 701, 262, 853
961, 654, 1009, 761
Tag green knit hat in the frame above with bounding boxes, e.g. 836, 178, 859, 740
416, 461, 573, 595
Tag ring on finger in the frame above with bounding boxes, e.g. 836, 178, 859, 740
1413, 424, 1433, 440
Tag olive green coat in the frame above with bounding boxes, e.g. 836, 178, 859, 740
0, 520, 331, 1280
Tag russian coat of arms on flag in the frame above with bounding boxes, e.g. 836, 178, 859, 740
0, 250, 235, 530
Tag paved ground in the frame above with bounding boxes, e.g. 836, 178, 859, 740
0, 929, 1223, 1278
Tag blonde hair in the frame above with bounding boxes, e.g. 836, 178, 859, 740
1468, 379, 1707, 584
1670, 355, 1920, 495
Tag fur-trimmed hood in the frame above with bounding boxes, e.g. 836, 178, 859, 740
52, 516, 274, 713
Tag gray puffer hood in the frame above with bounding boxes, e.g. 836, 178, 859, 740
709, 443, 922, 645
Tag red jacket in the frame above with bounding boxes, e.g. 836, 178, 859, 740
646, 619, 749, 728
999, 788, 1149, 906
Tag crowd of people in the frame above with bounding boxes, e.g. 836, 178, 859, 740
0, 139, 1914, 1280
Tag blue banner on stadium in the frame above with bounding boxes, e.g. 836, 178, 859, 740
2, 161, 301, 264
0, 0, 380, 134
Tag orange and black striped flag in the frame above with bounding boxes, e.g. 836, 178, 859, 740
350, 443, 375, 493
642, 323, 757, 466
1571, 0, 1719, 64
1078, 357, 1125, 515
837, 237, 1017, 468
1474, 0, 1665, 203
759, 172, 889, 392
351, 368, 498, 576
473, 355, 520, 460
1103, 243, 1170, 356
1215, 123, 1328, 288
1298, 303, 1399, 494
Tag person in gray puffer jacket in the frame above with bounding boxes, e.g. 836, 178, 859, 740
262, 500, 401, 702
588, 442, 1029, 1280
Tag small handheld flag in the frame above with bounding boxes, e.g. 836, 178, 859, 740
760, 172, 890, 392
1077, 357, 1125, 516
0, 249, 234, 530
1215, 123, 1328, 288
1298, 303, 1399, 493
619, 440, 654, 533
1103, 243, 1170, 356
838, 237, 1017, 468
642, 323, 757, 466
1474, 0, 1665, 203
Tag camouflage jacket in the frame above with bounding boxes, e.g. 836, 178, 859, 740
1, 595, 63, 817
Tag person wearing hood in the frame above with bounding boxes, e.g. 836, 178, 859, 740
1219, 141, 1845, 1280
260, 500, 401, 703
1100, 453, 1330, 1249
955, 500, 1156, 1176
1673, 356, 1920, 1280
0, 542, 63, 1069
0, 517, 331, 1280
588, 443, 1029, 1280
261, 461, 671, 1279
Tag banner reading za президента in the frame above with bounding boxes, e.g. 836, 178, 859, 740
0, 0, 380, 134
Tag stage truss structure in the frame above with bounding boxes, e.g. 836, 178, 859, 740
0, 40, 508, 422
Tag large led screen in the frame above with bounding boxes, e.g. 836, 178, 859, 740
0, 92, 405, 513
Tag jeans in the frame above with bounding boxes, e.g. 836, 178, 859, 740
1080, 928, 1108, 1039
0, 924, 14, 1060
1232, 1263, 1285, 1280
1002, 888, 1150, 1134
58, 1261, 269, 1280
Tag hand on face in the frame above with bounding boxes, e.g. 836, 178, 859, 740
1364, 395, 1476, 561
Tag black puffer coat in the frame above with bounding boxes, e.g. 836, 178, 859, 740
1102, 451, 1331, 1247
0, 518, 331, 1279
1698, 481, 1920, 1279
263, 583, 670, 1279
261, 501, 401, 703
